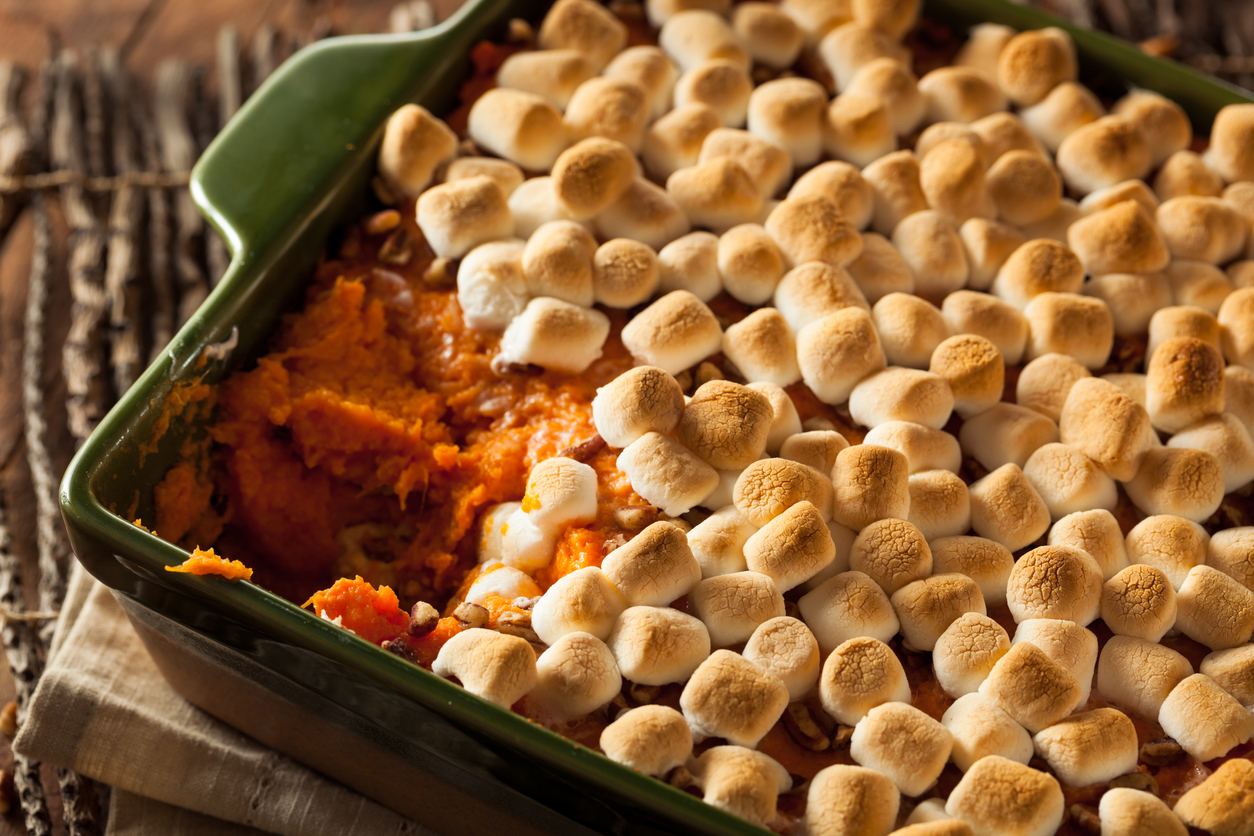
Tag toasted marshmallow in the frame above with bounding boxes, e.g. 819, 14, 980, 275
1222, 287, 1254, 368
892, 210, 969, 299
622, 290, 723, 374
846, 58, 925, 135
819, 636, 909, 727
520, 220, 595, 305
713, 224, 783, 305
973, 112, 1048, 161
1148, 338, 1227, 428
1032, 707, 1137, 787
799, 570, 900, 651
1056, 116, 1152, 196
849, 517, 932, 595
1048, 509, 1129, 580
682, 649, 789, 746
918, 66, 1007, 125
1125, 446, 1225, 523
1015, 353, 1090, 423
767, 200, 863, 275
871, 294, 948, 370
747, 78, 827, 168
532, 566, 625, 647
742, 616, 819, 701
1079, 179, 1159, 216
522, 456, 597, 532
917, 122, 988, 168
959, 219, 1026, 292
774, 262, 870, 333
508, 177, 583, 238
733, 457, 833, 527
1006, 544, 1103, 625
497, 296, 609, 374
564, 77, 651, 152
478, 501, 522, 565
1176, 565, 1254, 651
643, 104, 722, 182
617, 432, 719, 516
679, 380, 774, 470
939, 292, 1024, 365
531, 631, 621, 720
1100, 789, 1187, 836
1022, 442, 1118, 520
1154, 149, 1224, 202
919, 138, 994, 224
603, 522, 702, 608
1209, 527, 1254, 592
689, 745, 792, 828
497, 49, 597, 111
456, 238, 529, 331
537, 0, 627, 69
930, 334, 1004, 419
747, 382, 802, 454
953, 22, 1015, 77
1019, 81, 1103, 155
1126, 514, 1209, 592
933, 612, 1012, 697
1174, 759, 1254, 836
431, 629, 536, 709
668, 157, 765, 233
656, 231, 721, 302
1203, 103, 1254, 183
863, 150, 929, 236
796, 308, 887, 405
604, 46, 679, 121
946, 756, 1063, 836
848, 234, 915, 304
465, 564, 542, 609
500, 506, 559, 571
849, 367, 955, 430
979, 642, 1082, 733
722, 309, 801, 387
831, 444, 910, 530
659, 10, 749, 73
468, 88, 569, 172
1104, 87, 1189, 170
729, 2, 803, 68
789, 162, 875, 230
1011, 617, 1098, 704
931, 536, 1015, 607
550, 138, 640, 222
608, 605, 711, 685
806, 765, 901, 836
446, 157, 525, 199
818, 22, 910, 92
690, 570, 786, 647
1228, 365, 1254, 435
593, 366, 685, 450
1167, 260, 1236, 314
1201, 643, 1254, 704
416, 176, 514, 260
1083, 272, 1173, 337
852, 0, 919, 38
600, 705, 693, 777
942, 693, 1033, 772
1096, 634, 1192, 719
1059, 377, 1156, 481
959, 403, 1059, 471
851, 702, 953, 797
1102, 372, 1149, 408
646, 0, 730, 27
378, 104, 458, 198
593, 238, 659, 309
1101, 563, 1177, 644
674, 60, 754, 128
967, 464, 1052, 553
1157, 196, 1248, 264
893, 573, 985, 652
597, 179, 690, 250
863, 421, 960, 474
824, 93, 897, 169
742, 501, 835, 592
994, 27, 1076, 108
1159, 673, 1254, 761
1067, 200, 1170, 278
687, 506, 756, 578
1023, 292, 1114, 369
986, 151, 1062, 227
781, 431, 851, 476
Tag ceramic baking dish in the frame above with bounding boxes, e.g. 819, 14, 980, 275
60, 1, 1254, 833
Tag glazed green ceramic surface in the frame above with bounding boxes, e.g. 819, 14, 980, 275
61, 0, 1254, 834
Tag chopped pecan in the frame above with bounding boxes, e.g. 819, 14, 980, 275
383, 637, 418, 663
558, 434, 606, 463
831, 724, 855, 750
378, 228, 413, 265
783, 703, 830, 752
666, 765, 696, 790
506, 18, 535, 43
1109, 771, 1158, 796
453, 601, 489, 629
364, 209, 401, 235
496, 610, 540, 643
614, 505, 659, 532
628, 682, 661, 705
511, 596, 540, 611
674, 370, 694, 394
1140, 737, 1185, 767
422, 257, 456, 287
694, 361, 724, 388
371, 175, 399, 206
408, 601, 440, 637
1068, 804, 1101, 836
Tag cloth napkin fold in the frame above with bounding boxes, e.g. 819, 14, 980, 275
13, 561, 434, 836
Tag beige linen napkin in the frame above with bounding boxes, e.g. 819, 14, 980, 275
13, 562, 431, 836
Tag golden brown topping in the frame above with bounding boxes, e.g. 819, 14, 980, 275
551, 137, 640, 220
978, 642, 1082, 734
416, 175, 514, 260
967, 463, 1052, 553
622, 290, 723, 375
817, 22, 911, 92
674, 59, 754, 128
743, 616, 820, 701
804, 764, 900, 836
602, 521, 702, 607
1174, 758, 1254, 836
930, 536, 1015, 608
1101, 564, 1177, 644
929, 334, 1003, 418
667, 157, 765, 233
681, 649, 790, 747
1175, 565, 1254, 651
744, 501, 836, 592
1056, 116, 1152, 196
986, 151, 1062, 226
850, 702, 953, 797
378, 105, 459, 198
1006, 544, 1103, 625
921, 138, 994, 224
825, 93, 897, 169
849, 517, 932, 595
1095, 635, 1192, 720
532, 631, 622, 720
600, 705, 693, 777
689, 746, 792, 828
1203, 103, 1254, 184
468, 88, 570, 171
607, 605, 712, 685
933, 612, 1012, 698
1157, 195, 1249, 264
995, 27, 1076, 106
531, 566, 626, 645
892, 573, 986, 652
945, 756, 1064, 836
643, 103, 722, 180
1031, 707, 1138, 787
748, 77, 828, 167
819, 636, 910, 725
690, 570, 786, 647
796, 308, 887, 405
1058, 377, 1155, 481
617, 431, 720, 517
593, 365, 686, 449
678, 380, 774, 470
432, 628, 537, 708
722, 308, 801, 387
765, 194, 864, 268
1158, 673, 1254, 762
734, 457, 833, 526
917, 66, 1007, 124
798, 570, 901, 652
831, 444, 910, 531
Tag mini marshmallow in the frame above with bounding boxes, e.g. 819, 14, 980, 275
602, 521, 702, 607
1124, 446, 1225, 523
802, 519, 857, 593
1173, 760, 1254, 836
946, 756, 1064, 836
1228, 365, 1254, 432
1096, 635, 1192, 720
465, 564, 542, 608
849, 517, 933, 595
1201, 643, 1254, 704
933, 612, 1012, 697
916, 122, 987, 168
609, 605, 712, 688
478, 501, 521, 565
892, 210, 969, 299
766, 195, 865, 269
852, 0, 920, 39
681, 649, 789, 747
595, 178, 691, 252
1175, 565, 1254, 650
457, 238, 529, 331
732, 2, 803, 68
851, 702, 953, 798
1203, 103, 1254, 183
1006, 544, 1103, 625
847, 234, 915, 304
862, 423, 956, 477
743, 501, 835, 592
1022, 442, 1118, 520
538, 0, 627, 69
688, 506, 757, 578
931, 536, 1015, 607
817, 22, 911, 92
1106, 89, 1190, 169
1056, 116, 1152, 195
646, 0, 731, 28
1016, 199, 1082, 245
1011, 617, 1098, 704
1023, 292, 1114, 369
820, 635, 910, 726
825, 93, 897, 169
743, 616, 820, 700
497, 296, 609, 374
531, 632, 622, 720
657, 231, 721, 301
722, 309, 800, 387
993, 29, 1074, 109
918, 66, 1007, 124
593, 366, 685, 450
416, 176, 513, 259
942, 693, 1033, 773
929, 334, 1004, 419
1103, 792, 1191, 836
674, 59, 754, 128
788, 161, 875, 231
872, 293, 948, 370
717, 224, 784, 305
972, 111, 1048, 162
953, 22, 1015, 77
796, 308, 886, 405
1146, 337, 1226, 434
1032, 708, 1138, 787
987, 151, 1062, 226
746, 382, 802, 454
1126, 514, 1209, 592
643, 103, 722, 181
689, 746, 792, 828
658, 10, 750, 73
968, 464, 1052, 553
863, 150, 929, 236
805, 766, 901, 836
378, 104, 458, 198
1059, 377, 1156, 481
432, 629, 536, 708
1154, 149, 1224, 201
1208, 527, 1254, 592
1157, 195, 1248, 264
959, 403, 1059, 471
668, 157, 765, 233
617, 432, 720, 516
679, 380, 774, 470
622, 290, 723, 375
921, 138, 994, 224
600, 705, 693, 777
604, 46, 679, 121
1015, 352, 1090, 422
1067, 199, 1170, 277
799, 570, 900, 651
468, 88, 569, 171
781, 431, 851, 476
748, 77, 827, 167
500, 507, 558, 572
521, 220, 596, 305
1101, 564, 1178, 644
593, 238, 659, 309
497, 49, 598, 110
690, 570, 786, 647
941, 291, 1026, 364
551, 137, 640, 221
1165, 259, 1235, 314
445, 157, 525, 198
846, 57, 925, 135
733, 457, 833, 526
892, 573, 985, 652
1019, 81, 1103, 155
849, 367, 955, 430
1221, 287, 1254, 367
523, 456, 597, 531
1079, 178, 1160, 215
960, 218, 1027, 292
1101, 372, 1148, 408
532, 565, 625, 648
1158, 673, 1254, 761
564, 77, 651, 152
978, 642, 1082, 733
508, 177, 582, 238
831, 444, 910, 530
1083, 271, 1173, 337
1048, 508, 1129, 580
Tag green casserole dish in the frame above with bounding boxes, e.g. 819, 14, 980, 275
60, 1, 1254, 833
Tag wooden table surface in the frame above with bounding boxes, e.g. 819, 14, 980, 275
0, 1, 465, 832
